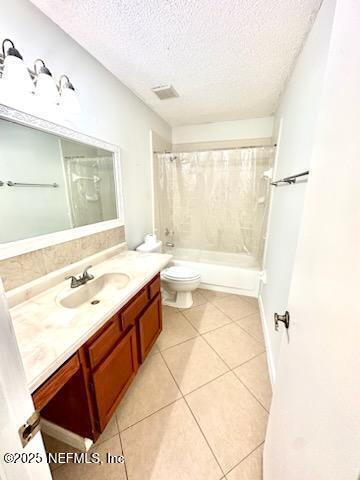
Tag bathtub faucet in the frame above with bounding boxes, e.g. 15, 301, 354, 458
165, 242, 175, 248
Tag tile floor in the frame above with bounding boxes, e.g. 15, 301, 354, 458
46, 289, 272, 480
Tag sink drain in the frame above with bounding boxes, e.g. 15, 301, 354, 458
91, 299, 100, 305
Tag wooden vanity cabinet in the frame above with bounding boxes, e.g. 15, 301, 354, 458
33, 353, 95, 440
138, 293, 162, 362
91, 326, 138, 430
33, 273, 162, 441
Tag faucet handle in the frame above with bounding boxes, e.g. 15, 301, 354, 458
83, 265, 94, 281
65, 275, 80, 288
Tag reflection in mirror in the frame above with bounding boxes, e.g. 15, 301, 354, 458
0, 119, 118, 243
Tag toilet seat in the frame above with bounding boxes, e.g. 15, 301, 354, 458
161, 266, 200, 282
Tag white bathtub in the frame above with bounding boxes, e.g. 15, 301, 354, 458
163, 247, 261, 297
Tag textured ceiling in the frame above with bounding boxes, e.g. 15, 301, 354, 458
31, 0, 322, 126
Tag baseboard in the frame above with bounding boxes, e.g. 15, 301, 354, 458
258, 294, 276, 388
41, 419, 93, 452
199, 282, 257, 297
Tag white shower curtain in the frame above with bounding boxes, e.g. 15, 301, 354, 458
154, 147, 274, 263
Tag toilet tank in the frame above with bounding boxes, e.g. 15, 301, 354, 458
136, 240, 162, 253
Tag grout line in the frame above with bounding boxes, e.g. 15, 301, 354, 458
157, 332, 200, 353
234, 321, 265, 346
182, 369, 231, 397
231, 370, 270, 413
230, 350, 265, 370
181, 303, 236, 334
204, 294, 259, 321
94, 430, 120, 448
159, 349, 226, 478
118, 397, 183, 434
199, 333, 233, 371
224, 441, 265, 477
197, 318, 235, 335
182, 394, 226, 479
115, 416, 129, 480
161, 315, 233, 346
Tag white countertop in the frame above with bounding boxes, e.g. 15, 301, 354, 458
10, 250, 172, 393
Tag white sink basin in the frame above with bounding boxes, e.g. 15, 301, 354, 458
57, 273, 130, 309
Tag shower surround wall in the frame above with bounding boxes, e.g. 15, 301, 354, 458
154, 147, 274, 295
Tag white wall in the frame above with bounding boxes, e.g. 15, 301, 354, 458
0, 120, 71, 242
0, 0, 171, 249
265, 1, 360, 477
172, 117, 273, 145
260, 0, 336, 382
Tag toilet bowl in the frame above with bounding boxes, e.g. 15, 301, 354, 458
161, 266, 201, 309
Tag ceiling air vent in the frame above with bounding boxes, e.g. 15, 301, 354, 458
152, 85, 179, 100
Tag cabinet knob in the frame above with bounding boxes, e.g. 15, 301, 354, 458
274, 311, 290, 331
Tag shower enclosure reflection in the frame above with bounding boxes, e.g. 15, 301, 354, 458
0, 119, 118, 243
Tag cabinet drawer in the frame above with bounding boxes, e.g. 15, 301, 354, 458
32, 354, 80, 411
92, 326, 138, 430
121, 289, 148, 330
148, 275, 161, 299
87, 317, 121, 370
138, 293, 162, 363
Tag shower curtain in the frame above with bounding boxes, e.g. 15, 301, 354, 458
154, 147, 274, 264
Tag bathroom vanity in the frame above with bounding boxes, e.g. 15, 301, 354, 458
8, 248, 171, 444
32, 273, 161, 441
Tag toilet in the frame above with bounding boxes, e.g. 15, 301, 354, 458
161, 266, 201, 309
136, 235, 201, 308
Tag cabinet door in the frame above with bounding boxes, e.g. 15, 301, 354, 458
120, 288, 148, 331
92, 326, 138, 431
138, 293, 162, 363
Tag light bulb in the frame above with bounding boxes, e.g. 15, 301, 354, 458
1, 39, 34, 97
58, 75, 80, 114
34, 59, 59, 104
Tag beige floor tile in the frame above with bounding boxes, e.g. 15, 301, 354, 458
43, 434, 79, 472
121, 399, 222, 480
162, 305, 179, 318
95, 413, 119, 445
236, 313, 264, 344
226, 444, 263, 480
186, 372, 268, 473
240, 296, 259, 308
198, 288, 231, 301
116, 353, 181, 430
203, 323, 264, 369
234, 354, 272, 411
212, 295, 258, 320
52, 435, 126, 480
183, 302, 232, 334
148, 341, 160, 357
162, 337, 229, 394
182, 289, 207, 308
156, 310, 198, 351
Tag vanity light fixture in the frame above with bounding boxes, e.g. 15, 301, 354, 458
1, 38, 34, 95
34, 59, 59, 104
0, 37, 80, 114
58, 74, 80, 114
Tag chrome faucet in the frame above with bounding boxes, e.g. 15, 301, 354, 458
65, 265, 94, 288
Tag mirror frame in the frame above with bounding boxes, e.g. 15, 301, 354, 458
0, 104, 124, 261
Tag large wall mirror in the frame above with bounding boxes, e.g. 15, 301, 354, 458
0, 111, 123, 259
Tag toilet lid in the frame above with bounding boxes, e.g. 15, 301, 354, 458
162, 266, 200, 281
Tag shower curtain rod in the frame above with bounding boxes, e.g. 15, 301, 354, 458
154, 144, 277, 154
